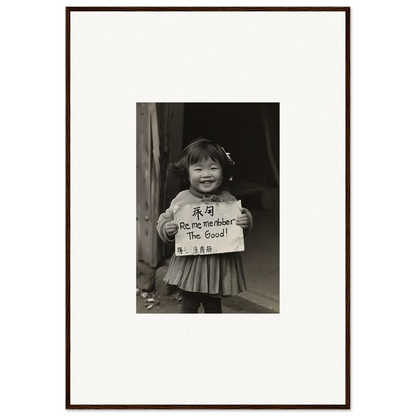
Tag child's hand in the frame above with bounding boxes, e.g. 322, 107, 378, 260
166, 221, 179, 237
236, 214, 250, 229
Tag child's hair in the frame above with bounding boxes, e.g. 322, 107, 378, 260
171, 137, 235, 184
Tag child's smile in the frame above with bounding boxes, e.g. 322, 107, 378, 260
189, 158, 223, 194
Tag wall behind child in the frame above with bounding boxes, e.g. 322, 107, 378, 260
182, 103, 279, 190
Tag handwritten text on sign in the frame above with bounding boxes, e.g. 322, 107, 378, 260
173, 201, 244, 256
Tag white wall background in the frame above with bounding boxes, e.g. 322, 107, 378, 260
70, 10, 345, 406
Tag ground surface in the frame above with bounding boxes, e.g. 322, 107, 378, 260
136, 287, 274, 314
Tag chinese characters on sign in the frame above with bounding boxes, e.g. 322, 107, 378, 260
173, 201, 244, 256
176, 245, 214, 256
192, 205, 214, 220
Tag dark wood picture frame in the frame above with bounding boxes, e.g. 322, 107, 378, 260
66, 6, 350, 409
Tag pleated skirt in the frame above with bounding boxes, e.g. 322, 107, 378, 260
164, 253, 247, 297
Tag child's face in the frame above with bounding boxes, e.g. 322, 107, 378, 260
188, 158, 223, 194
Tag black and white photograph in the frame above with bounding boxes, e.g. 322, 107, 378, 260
136, 103, 279, 314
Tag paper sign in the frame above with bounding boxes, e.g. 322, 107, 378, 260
173, 201, 244, 256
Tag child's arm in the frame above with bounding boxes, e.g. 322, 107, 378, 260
157, 213, 177, 244
236, 208, 253, 234
165, 221, 179, 237
156, 205, 178, 244
157, 192, 191, 243
221, 190, 254, 234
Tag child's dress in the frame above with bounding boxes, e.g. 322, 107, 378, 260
157, 186, 253, 297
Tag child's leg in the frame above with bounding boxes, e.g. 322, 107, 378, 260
181, 291, 201, 313
201, 295, 222, 313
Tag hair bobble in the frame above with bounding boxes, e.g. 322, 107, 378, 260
221, 147, 234, 165
221, 147, 235, 181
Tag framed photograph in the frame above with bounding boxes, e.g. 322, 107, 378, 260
67, 7, 350, 408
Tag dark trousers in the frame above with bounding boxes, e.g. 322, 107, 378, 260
181, 290, 222, 313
